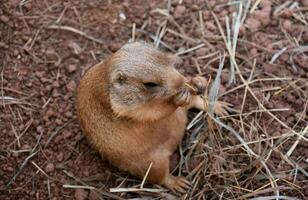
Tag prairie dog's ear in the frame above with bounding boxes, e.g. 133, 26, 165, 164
111, 70, 126, 84
167, 54, 183, 66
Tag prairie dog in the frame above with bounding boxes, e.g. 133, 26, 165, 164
77, 42, 227, 193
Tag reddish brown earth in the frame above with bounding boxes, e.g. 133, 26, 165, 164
0, 0, 307, 199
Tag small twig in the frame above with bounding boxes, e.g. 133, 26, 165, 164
250, 0, 262, 13
187, 111, 204, 130
10, 122, 21, 148
8, 119, 33, 148
45, 121, 70, 147
6, 151, 38, 188
137, 29, 176, 52
132, 23, 136, 42
185, 82, 198, 93
47, 179, 51, 200
154, 19, 168, 48
140, 162, 153, 189
63, 170, 124, 200
286, 126, 308, 157
47, 25, 105, 45
192, 58, 203, 75
199, 10, 205, 36
270, 47, 287, 64
63, 185, 96, 190
31, 161, 49, 177
166, 28, 198, 43
110, 188, 168, 193
175, 43, 205, 56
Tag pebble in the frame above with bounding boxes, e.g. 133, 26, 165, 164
286, 94, 295, 103
108, 42, 121, 52
253, 10, 270, 25
23, 144, 31, 149
263, 63, 276, 74
65, 111, 73, 118
303, 30, 308, 43
283, 20, 292, 32
287, 116, 295, 124
295, 99, 303, 107
0, 42, 7, 48
52, 81, 60, 88
56, 152, 64, 162
12, 151, 19, 158
55, 119, 63, 126
35, 71, 45, 78
174, 5, 186, 19
64, 94, 70, 101
46, 110, 55, 117
52, 88, 61, 97
54, 135, 63, 144
239, 26, 246, 36
40, 77, 49, 83
29, 191, 35, 196
220, 72, 229, 84
66, 80, 77, 92
45, 163, 55, 173
26, 82, 32, 87
46, 85, 52, 91
0, 15, 9, 23
205, 21, 216, 31
249, 48, 258, 57
74, 188, 88, 200
191, 4, 199, 11
13, 49, 19, 56
195, 47, 207, 57
63, 131, 72, 139
7, 166, 14, 172
246, 17, 261, 30
278, 10, 292, 18
66, 64, 77, 73
88, 190, 100, 200
219, 85, 226, 95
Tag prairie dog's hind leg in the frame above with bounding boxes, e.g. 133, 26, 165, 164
137, 153, 190, 193
163, 174, 190, 194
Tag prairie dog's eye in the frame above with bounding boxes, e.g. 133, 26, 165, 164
143, 82, 158, 88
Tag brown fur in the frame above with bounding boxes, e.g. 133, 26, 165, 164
77, 42, 227, 193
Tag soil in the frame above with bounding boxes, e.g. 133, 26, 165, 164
0, 0, 307, 199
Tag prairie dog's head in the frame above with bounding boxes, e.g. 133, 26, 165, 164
107, 41, 187, 121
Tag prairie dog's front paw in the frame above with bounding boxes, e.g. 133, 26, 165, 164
212, 100, 232, 117
173, 89, 192, 107
190, 76, 208, 95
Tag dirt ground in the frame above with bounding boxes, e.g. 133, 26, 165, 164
0, 0, 307, 199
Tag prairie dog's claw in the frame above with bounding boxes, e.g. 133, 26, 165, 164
164, 175, 190, 194
212, 100, 232, 117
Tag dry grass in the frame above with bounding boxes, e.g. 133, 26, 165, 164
1, 0, 307, 199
